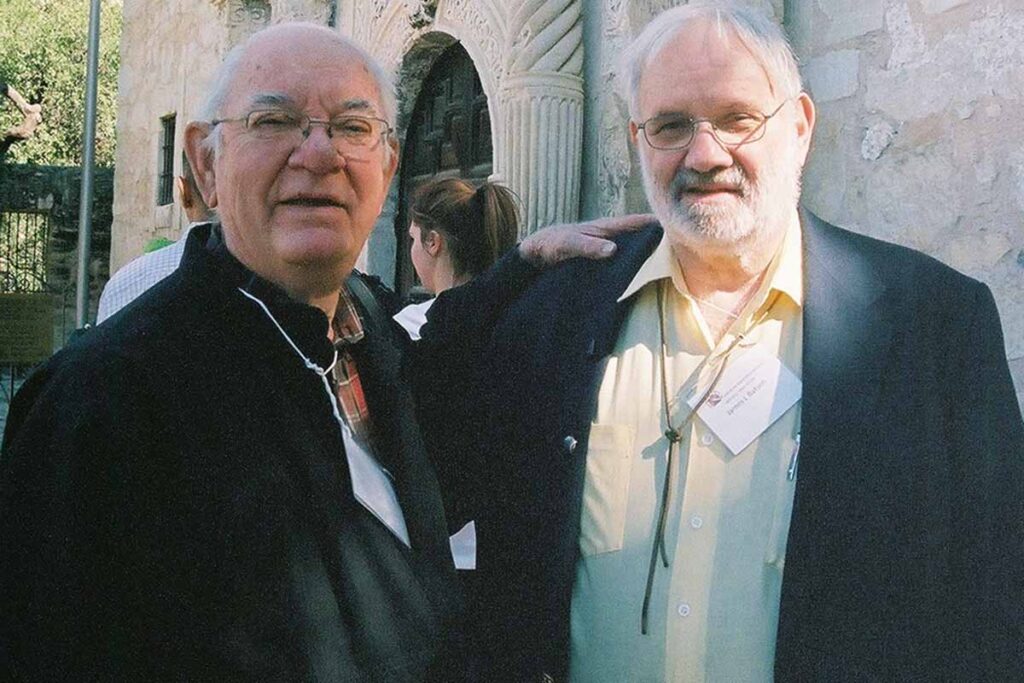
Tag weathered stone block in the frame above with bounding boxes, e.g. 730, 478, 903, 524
861, 120, 898, 160
804, 49, 860, 102
921, 0, 970, 15
886, 1, 926, 69
817, 0, 885, 45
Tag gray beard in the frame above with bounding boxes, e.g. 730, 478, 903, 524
641, 154, 803, 258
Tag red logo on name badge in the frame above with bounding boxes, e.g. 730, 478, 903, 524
707, 392, 722, 407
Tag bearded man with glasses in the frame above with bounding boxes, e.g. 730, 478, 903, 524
1, 23, 465, 680
412, 1, 1023, 680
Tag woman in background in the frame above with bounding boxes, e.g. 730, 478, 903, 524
393, 177, 520, 339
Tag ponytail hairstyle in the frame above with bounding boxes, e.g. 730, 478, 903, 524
410, 178, 520, 278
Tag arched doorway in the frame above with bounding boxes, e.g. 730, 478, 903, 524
393, 42, 492, 297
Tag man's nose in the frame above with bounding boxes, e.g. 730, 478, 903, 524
682, 123, 733, 174
288, 124, 344, 174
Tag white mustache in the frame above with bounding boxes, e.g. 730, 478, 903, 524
669, 168, 748, 197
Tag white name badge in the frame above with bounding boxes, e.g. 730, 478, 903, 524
686, 344, 801, 455
340, 422, 411, 548
449, 520, 477, 570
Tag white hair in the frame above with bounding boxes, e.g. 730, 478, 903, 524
199, 22, 397, 160
621, 1, 803, 121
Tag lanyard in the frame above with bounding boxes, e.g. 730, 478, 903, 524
640, 282, 781, 635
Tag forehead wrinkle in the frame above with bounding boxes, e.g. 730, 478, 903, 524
245, 93, 381, 117
246, 91, 295, 110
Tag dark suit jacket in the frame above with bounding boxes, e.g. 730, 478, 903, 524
415, 211, 1024, 681
1, 227, 463, 681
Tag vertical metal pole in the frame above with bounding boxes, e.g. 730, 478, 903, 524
75, 0, 102, 328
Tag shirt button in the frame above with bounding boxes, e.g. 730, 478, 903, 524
700, 433, 714, 446
677, 602, 691, 617
563, 435, 578, 455
690, 515, 703, 529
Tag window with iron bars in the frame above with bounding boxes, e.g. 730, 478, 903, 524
0, 210, 50, 293
157, 113, 176, 205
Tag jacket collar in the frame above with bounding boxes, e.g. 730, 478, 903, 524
180, 223, 337, 371
579, 222, 665, 361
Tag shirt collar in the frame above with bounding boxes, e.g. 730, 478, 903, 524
616, 214, 804, 307
203, 224, 356, 364
332, 286, 366, 347
768, 213, 803, 307
617, 231, 680, 303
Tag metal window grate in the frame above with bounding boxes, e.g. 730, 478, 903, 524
157, 114, 176, 205
0, 210, 51, 293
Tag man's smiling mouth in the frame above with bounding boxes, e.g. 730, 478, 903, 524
280, 196, 344, 208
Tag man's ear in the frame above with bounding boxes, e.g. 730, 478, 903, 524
629, 120, 640, 146
792, 92, 816, 166
184, 121, 218, 209
384, 137, 399, 182
175, 176, 195, 210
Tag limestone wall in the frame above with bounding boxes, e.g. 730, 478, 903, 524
110, 1, 225, 272
788, 0, 1024, 407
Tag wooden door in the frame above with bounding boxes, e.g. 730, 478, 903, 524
394, 43, 491, 297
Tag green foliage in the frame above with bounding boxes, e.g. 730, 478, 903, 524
0, 0, 122, 167
143, 237, 175, 253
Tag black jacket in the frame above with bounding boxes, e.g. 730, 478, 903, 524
1, 226, 463, 681
415, 211, 1024, 681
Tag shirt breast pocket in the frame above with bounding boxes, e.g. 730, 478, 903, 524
579, 424, 635, 557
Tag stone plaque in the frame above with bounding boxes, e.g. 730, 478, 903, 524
0, 293, 55, 364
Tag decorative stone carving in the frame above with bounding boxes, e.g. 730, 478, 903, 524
226, 0, 271, 26
407, 0, 438, 29
223, 0, 272, 45
595, 0, 633, 218
271, 0, 331, 24
498, 0, 584, 232
507, 0, 583, 74
499, 72, 584, 235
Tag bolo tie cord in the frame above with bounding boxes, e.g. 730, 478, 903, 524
640, 283, 781, 635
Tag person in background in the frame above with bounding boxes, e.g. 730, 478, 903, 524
393, 178, 519, 341
96, 164, 215, 322
393, 179, 520, 618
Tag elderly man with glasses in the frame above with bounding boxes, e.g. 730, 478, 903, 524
1, 24, 463, 680
413, 1, 1023, 680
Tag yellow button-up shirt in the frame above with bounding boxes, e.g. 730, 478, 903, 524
570, 220, 804, 682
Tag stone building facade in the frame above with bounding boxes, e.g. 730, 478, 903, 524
110, 0, 1023, 406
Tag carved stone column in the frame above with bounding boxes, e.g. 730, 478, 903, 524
498, 0, 584, 235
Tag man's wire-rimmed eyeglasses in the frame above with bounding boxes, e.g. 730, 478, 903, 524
636, 98, 791, 151
211, 109, 393, 153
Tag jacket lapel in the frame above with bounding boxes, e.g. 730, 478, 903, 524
800, 210, 894, 434
775, 211, 898, 673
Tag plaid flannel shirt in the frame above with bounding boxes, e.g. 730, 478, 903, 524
331, 286, 373, 445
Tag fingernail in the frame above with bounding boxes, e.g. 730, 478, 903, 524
601, 243, 616, 255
